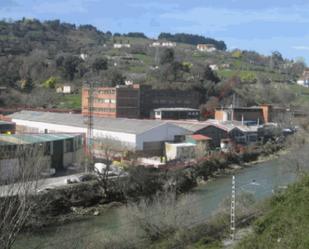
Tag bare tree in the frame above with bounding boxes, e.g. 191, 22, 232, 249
94, 136, 129, 200
0, 143, 46, 249
283, 126, 309, 178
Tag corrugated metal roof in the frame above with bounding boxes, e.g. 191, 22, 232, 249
154, 108, 200, 112
9, 111, 171, 135
0, 133, 80, 145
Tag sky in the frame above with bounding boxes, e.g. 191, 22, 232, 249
1, 0, 309, 63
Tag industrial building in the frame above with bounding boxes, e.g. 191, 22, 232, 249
171, 120, 259, 147
0, 133, 84, 181
151, 108, 200, 120
82, 84, 140, 118
82, 84, 202, 119
215, 105, 272, 124
9, 111, 191, 156
140, 86, 201, 118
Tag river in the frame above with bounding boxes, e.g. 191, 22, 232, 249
13, 156, 297, 249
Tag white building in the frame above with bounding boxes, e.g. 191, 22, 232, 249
197, 44, 217, 52
297, 70, 309, 87
150, 41, 176, 48
56, 85, 74, 94
113, 43, 131, 49
149, 42, 161, 47
165, 142, 196, 161
161, 42, 176, 47
9, 111, 190, 156
209, 64, 219, 71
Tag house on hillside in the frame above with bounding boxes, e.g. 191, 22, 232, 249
161, 42, 176, 47
297, 70, 309, 87
113, 43, 131, 49
56, 85, 75, 94
197, 44, 217, 52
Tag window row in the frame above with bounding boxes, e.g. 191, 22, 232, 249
93, 107, 116, 113
94, 98, 116, 104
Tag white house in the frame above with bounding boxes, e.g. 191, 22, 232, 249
197, 44, 217, 52
161, 42, 176, 47
113, 43, 131, 49
209, 64, 219, 71
297, 70, 309, 87
56, 85, 74, 94
149, 42, 161, 47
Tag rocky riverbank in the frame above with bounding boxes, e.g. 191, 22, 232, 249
24, 142, 284, 231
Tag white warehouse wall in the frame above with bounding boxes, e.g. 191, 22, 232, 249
12, 119, 137, 150
93, 129, 136, 150
136, 124, 189, 150
12, 119, 86, 134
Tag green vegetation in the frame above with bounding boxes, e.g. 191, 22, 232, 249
0, 18, 306, 110
236, 175, 309, 249
57, 94, 81, 109
289, 84, 309, 105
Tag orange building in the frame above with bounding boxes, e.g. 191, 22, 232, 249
82, 84, 140, 118
215, 105, 272, 124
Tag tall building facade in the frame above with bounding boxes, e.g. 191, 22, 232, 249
82, 84, 140, 118
82, 84, 202, 119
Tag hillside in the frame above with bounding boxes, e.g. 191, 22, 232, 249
235, 175, 309, 249
0, 18, 307, 110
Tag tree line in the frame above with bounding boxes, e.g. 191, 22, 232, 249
158, 32, 227, 50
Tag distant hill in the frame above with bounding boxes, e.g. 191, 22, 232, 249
0, 18, 306, 110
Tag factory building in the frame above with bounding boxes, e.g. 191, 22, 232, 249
82, 84, 140, 118
0, 133, 83, 181
9, 111, 190, 156
81, 84, 201, 119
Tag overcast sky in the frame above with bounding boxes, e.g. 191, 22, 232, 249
1, 0, 309, 63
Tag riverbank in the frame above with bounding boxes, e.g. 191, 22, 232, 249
22, 142, 285, 231
196, 149, 284, 186
15, 149, 298, 249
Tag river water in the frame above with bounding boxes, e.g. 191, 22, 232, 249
14, 156, 297, 249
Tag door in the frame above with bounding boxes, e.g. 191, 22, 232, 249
51, 140, 64, 171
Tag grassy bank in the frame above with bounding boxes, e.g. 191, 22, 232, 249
235, 175, 309, 249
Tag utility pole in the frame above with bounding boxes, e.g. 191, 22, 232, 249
84, 81, 94, 172
230, 175, 236, 240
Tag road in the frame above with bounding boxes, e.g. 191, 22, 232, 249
0, 173, 85, 197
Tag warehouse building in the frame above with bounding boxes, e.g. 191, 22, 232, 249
9, 111, 190, 156
82, 84, 202, 119
0, 133, 83, 181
